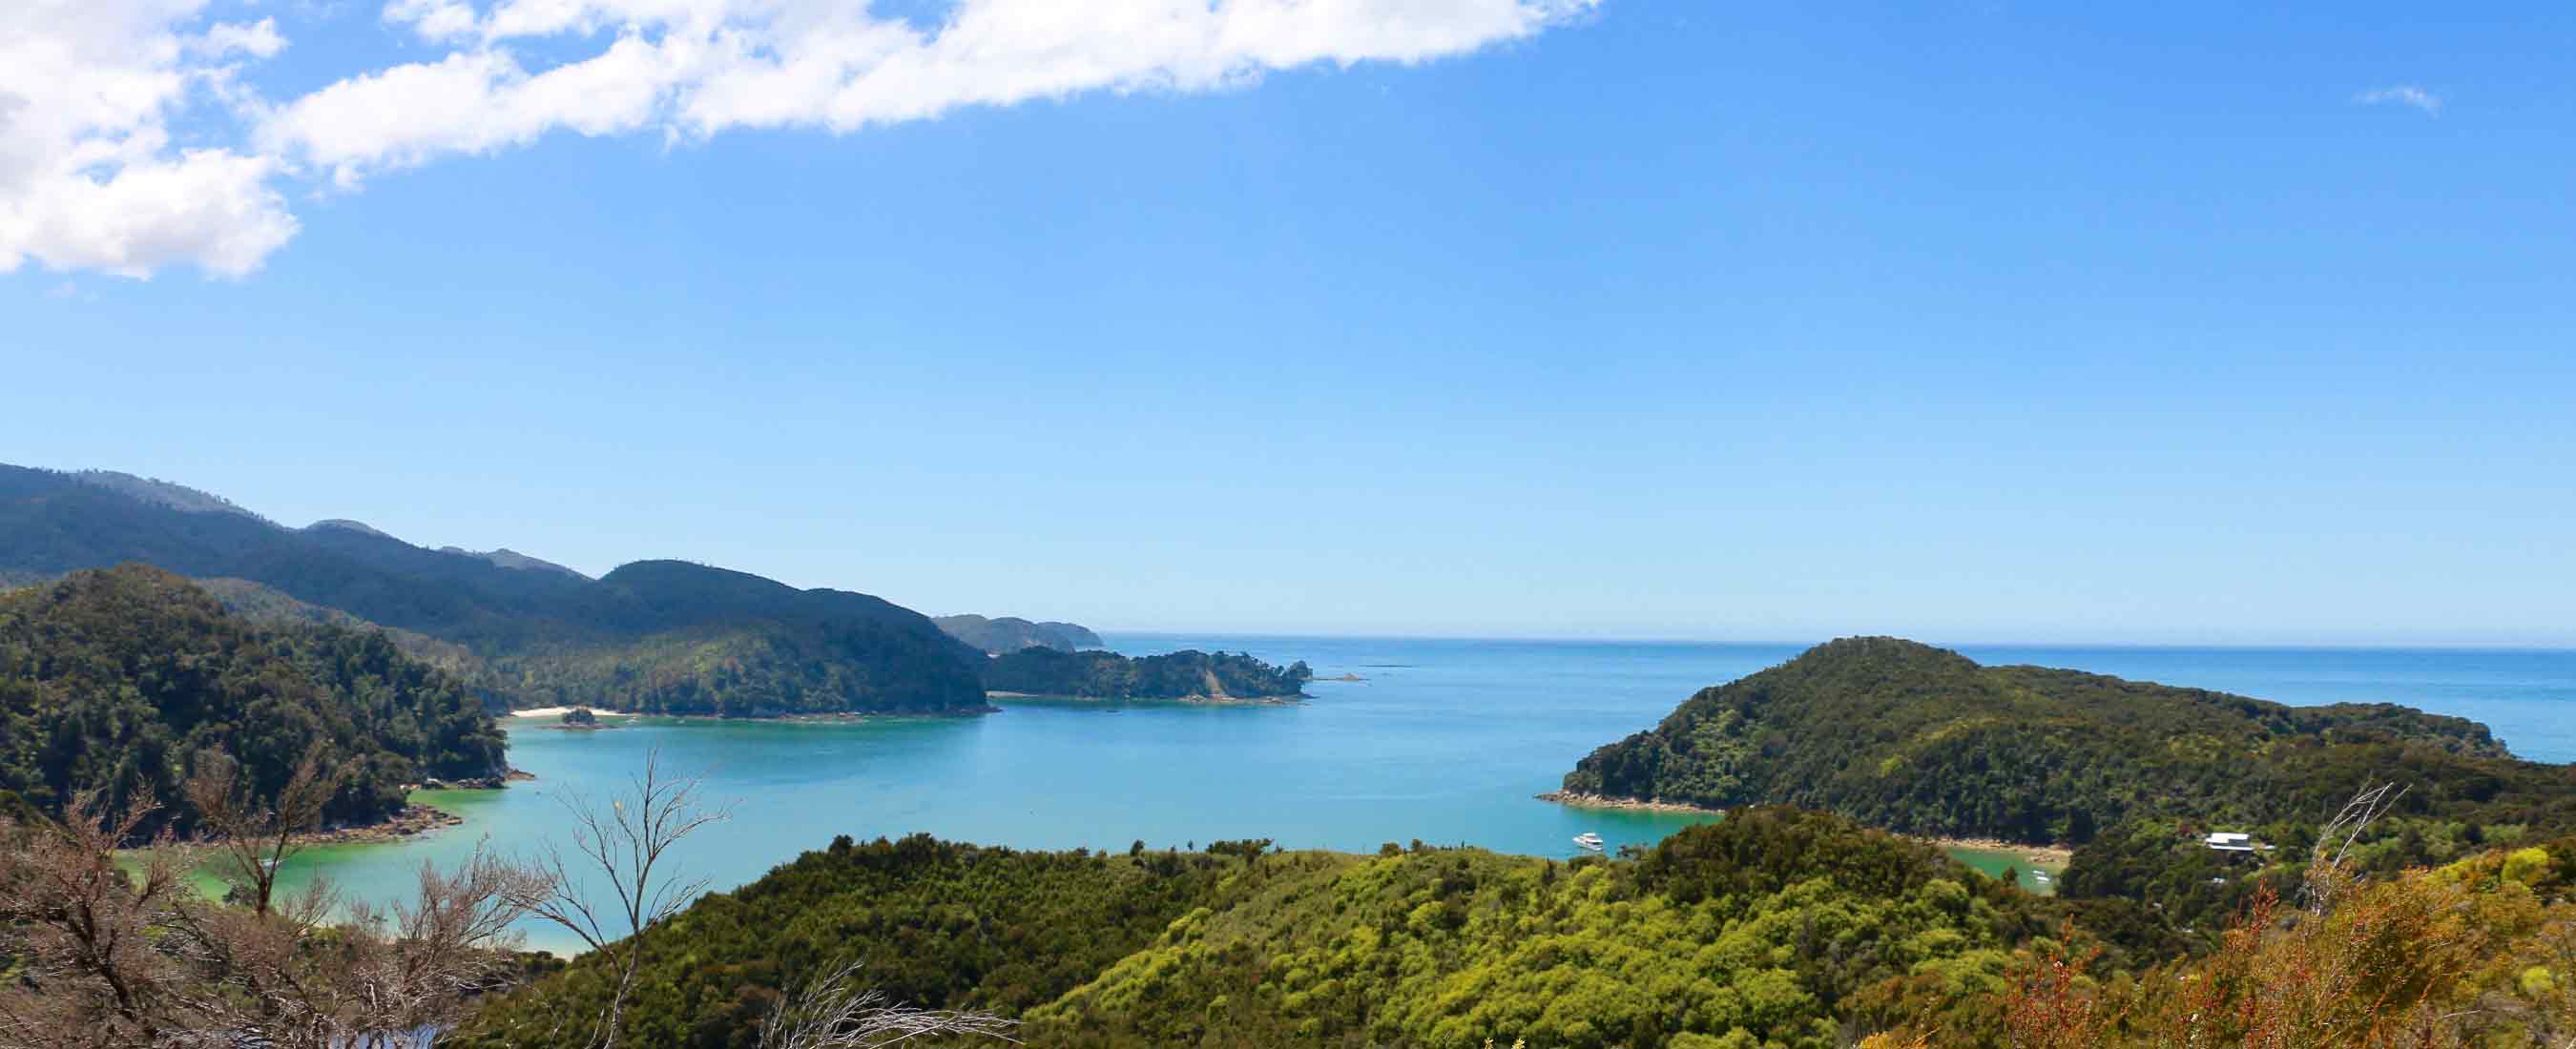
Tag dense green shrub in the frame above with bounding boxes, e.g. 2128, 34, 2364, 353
452, 812, 2055, 1049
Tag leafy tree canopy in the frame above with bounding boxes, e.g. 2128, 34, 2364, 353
0, 565, 506, 833
452, 810, 2060, 1049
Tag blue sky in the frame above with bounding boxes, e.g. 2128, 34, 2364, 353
8, 2, 2574, 645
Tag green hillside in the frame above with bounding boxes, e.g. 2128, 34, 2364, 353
1560, 637, 2576, 848
194, 575, 501, 689
0, 565, 505, 832
447, 810, 2054, 1049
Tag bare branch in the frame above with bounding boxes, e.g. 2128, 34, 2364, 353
1, 781, 541, 1049
0, 791, 196, 1048
509, 746, 732, 1049
2303, 780, 2407, 915
758, 960, 1019, 1049
186, 742, 344, 917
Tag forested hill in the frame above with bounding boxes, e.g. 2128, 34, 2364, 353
1561, 636, 2576, 847
0, 463, 987, 716
449, 809, 2061, 1049
983, 648, 1313, 700
0, 566, 506, 833
934, 613, 1104, 653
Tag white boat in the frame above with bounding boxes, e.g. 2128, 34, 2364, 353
1572, 832, 1605, 851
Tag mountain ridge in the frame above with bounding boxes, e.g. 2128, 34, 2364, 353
0, 463, 987, 716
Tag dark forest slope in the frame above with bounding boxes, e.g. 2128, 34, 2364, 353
0, 565, 505, 832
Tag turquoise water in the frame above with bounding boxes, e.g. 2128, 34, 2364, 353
278, 636, 2576, 955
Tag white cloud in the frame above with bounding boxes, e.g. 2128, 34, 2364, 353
0, 1, 300, 278
384, 0, 479, 40
275, 0, 1597, 178
259, 42, 680, 188
189, 17, 288, 60
5, 0, 1592, 278
2356, 85, 2441, 116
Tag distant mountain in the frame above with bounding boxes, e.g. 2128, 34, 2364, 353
1560, 636, 2576, 847
0, 463, 987, 716
68, 469, 272, 523
193, 576, 498, 692
307, 518, 395, 539
934, 613, 1103, 653
0, 565, 506, 833
438, 545, 590, 580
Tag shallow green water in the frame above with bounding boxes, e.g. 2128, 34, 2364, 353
268, 635, 2573, 953
1942, 846, 2067, 895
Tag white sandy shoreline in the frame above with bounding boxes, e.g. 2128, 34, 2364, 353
1537, 792, 2073, 865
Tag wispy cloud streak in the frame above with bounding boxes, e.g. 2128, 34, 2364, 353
2355, 85, 2441, 116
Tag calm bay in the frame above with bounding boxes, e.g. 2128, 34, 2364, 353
276, 636, 2576, 955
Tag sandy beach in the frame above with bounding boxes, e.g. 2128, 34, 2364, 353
1535, 791, 1724, 815
1538, 792, 2073, 864
1922, 836, 2074, 866
988, 690, 1304, 707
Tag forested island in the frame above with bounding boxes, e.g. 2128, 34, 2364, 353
982, 648, 1314, 701
0, 464, 989, 717
0, 565, 506, 833
935, 613, 1104, 654
1563, 637, 2567, 841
